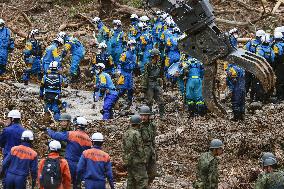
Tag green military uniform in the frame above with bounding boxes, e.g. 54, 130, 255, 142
255, 171, 284, 189
123, 126, 148, 189
195, 151, 219, 189
140, 121, 157, 183
142, 60, 165, 116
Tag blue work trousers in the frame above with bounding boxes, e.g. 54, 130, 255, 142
118, 72, 134, 101
44, 99, 60, 121
22, 57, 42, 81
186, 78, 203, 102
5, 172, 27, 189
0, 52, 8, 75
111, 47, 123, 66
85, 179, 106, 189
231, 77, 246, 114
67, 159, 78, 188
103, 94, 119, 120
70, 52, 84, 76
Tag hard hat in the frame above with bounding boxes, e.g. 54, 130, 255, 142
49, 140, 61, 151
161, 13, 169, 20
30, 29, 39, 36
7, 110, 21, 119
156, 11, 162, 16
57, 32, 67, 39
98, 42, 107, 49
127, 39, 136, 46
0, 18, 5, 25
274, 31, 283, 39
113, 20, 122, 26
260, 152, 276, 162
261, 34, 270, 43
97, 63, 106, 69
263, 157, 277, 167
138, 22, 144, 29
91, 132, 104, 142
209, 139, 223, 149
75, 117, 88, 126
21, 130, 34, 141
275, 27, 282, 33
54, 37, 64, 45
130, 114, 142, 124
167, 19, 175, 27
280, 26, 284, 33
150, 48, 160, 56
140, 15, 150, 22
138, 105, 152, 115
229, 28, 238, 35
49, 61, 59, 69
92, 17, 101, 23
130, 14, 138, 19
255, 30, 266, 37
59, 113, 72, 121
173, 27, 181, 33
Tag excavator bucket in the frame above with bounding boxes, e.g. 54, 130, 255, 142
146, 0, 276, 115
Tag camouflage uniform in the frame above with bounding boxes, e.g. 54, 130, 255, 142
142, 61, 165, 116
123, 126, 148, 189
140, 121, 157, 183
255, 171, 284, 189
195, 151, 219, 189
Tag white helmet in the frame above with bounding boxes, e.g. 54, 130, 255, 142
229, 28, 238, 35
30, 29, 39, 36
275, 27, 282, 33
256, 30, 266, 37
156, 11, 162, 16
140, 15, 149, 22
54, 37, 64, 45
274, 31, 283, 39
92, 17, 101, 23
96, 63, 106, 69
130, 14, 138, 19
21, 130, 34, 141
161, 13, 169, 20
49, 140, 61, 151
57, 32, 67, 39
49, 61, 59, 69
7, 110, 21, 119
261, 34, 270, 43
279, 26, 284, 33
0, 18, 5, 25
91, 132, 104, 142
98, 42, 107, 49
127, 39, 136, 46
113, 20, 122, 26
75, 117, 88, 126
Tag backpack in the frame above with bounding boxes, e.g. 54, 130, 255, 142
40, 158, 62, 189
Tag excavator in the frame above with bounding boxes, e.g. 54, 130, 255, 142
145, 0, 275, 115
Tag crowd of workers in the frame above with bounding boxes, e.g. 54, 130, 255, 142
1, 7, 284, 188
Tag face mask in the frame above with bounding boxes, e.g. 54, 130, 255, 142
97, 49, 102, 54
0, 25, 4, 30
130, 46, 135, 51
95, 70, 100, 74
114, 26, 118, 30
233, 34, 239, 38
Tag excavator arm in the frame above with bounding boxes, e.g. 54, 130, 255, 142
145, 0, 275, 115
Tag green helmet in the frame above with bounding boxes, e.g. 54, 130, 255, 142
209, 139, 223, 149
150, 48, 160, 56
138, 105, 152, 115
130, 115, 142, 125
263, 157, 277, 167
260, 152, 276, 163
59, 113, 72, 121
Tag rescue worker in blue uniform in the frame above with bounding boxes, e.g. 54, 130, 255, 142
165, 27, 180, 75
42, 37, 63, 73
244, 30, 266, 101
138, 22, 153, 73
92, 17, 111, 44
109, 20, 126, 66
152, 11, 163, 48
117, 39, 137, 106
272, 32, 284, 100
2, 130, 37, 189
58, 32, 86, 82
254, 34, 275, 102
0, 18, 14, 77
92, 42, 114, 77
225, 63, 246, 121
229, 28, 238, 48
128, 14, 139, 40
184, 58, 205, 115
94, 63, 119, 120
0, 110, 25, 159
76, 132, 115, 189
22, 29, 43, 85
47, 117, 92, 188
40, 61, 65, 121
